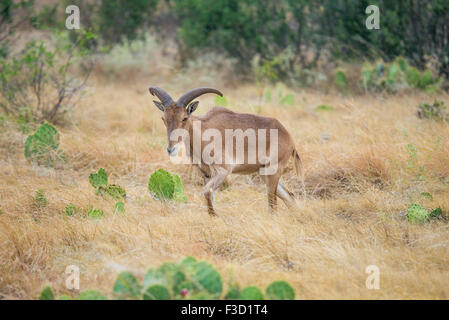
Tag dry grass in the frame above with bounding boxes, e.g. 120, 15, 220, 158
1, 74, 449, 299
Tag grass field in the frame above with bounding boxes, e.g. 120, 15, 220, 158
1, 74, 448, 299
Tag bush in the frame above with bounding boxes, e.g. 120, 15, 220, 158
97, 0, 158, 46
417, 100, 448, 122
361, 59, 441, 93
0, 31, 95, 124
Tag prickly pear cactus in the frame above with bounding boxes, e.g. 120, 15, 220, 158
113, 271, 141, 298
114, 201, 125, 214
105, 184, 126, 200
77, 290, 107, 300
89, 168, 108, 190
24, 123, 64, 167
191, 261, 223, 296
240, 286, 264, 300
407, 203, 428, 223
265, 280, 295, 300
143, 284, 170, 300
39, 285, 55, 300
148, 169, 186, 202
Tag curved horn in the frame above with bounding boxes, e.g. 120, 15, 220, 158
176, 87, 223, 108
149, 86, 174, 107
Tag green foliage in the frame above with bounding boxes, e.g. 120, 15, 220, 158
105, 185, 126, 201
280, 93, 294, 106
0, 32, 94, 123
315, 105, 333, 112
191, 261, 223, 296
87, 208, 104, 219
148, 169, 186, 202
224, 284, 241, 299
89, 168, 126, 201
39, 257, 296, 300
24, 123, 64, 166
407, 204, 428, 223
362, 59, 441, 92
34, 189, 47, 207
39, 285, 55, 300
77, 290, 107, 300
240, 286, 264, 300
143, 284, 171, 300
417, 100, 448, 122
89, 168, 108, 189
97, 0, 158, 46
214, 95, 228, 107
429, 207, 443, 219
265, 281, 295, 300
113, 272, 141, 299
114, 201, 125, 214
65, 204, 76, 216
334, 70, 348, 93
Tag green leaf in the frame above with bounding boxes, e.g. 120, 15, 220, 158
407, 203, 428, 223
113, 272, 141, 298
87, 208, 104, 219
89, 168, 108, 190
77, 290, 107, 300
143, 284, 171, 300
265, 281, 295, 300
240, 286, 264, 300
39, 286, 55, 300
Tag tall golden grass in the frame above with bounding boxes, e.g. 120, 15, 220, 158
0, 72, 448, 299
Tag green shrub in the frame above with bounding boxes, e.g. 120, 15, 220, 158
417, 100, 448, 122
148, 169, 186, 202
0, 33, 94, 124
24, 123, 64, 166
334, 70, 348, 93
361, 59, 441, 92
